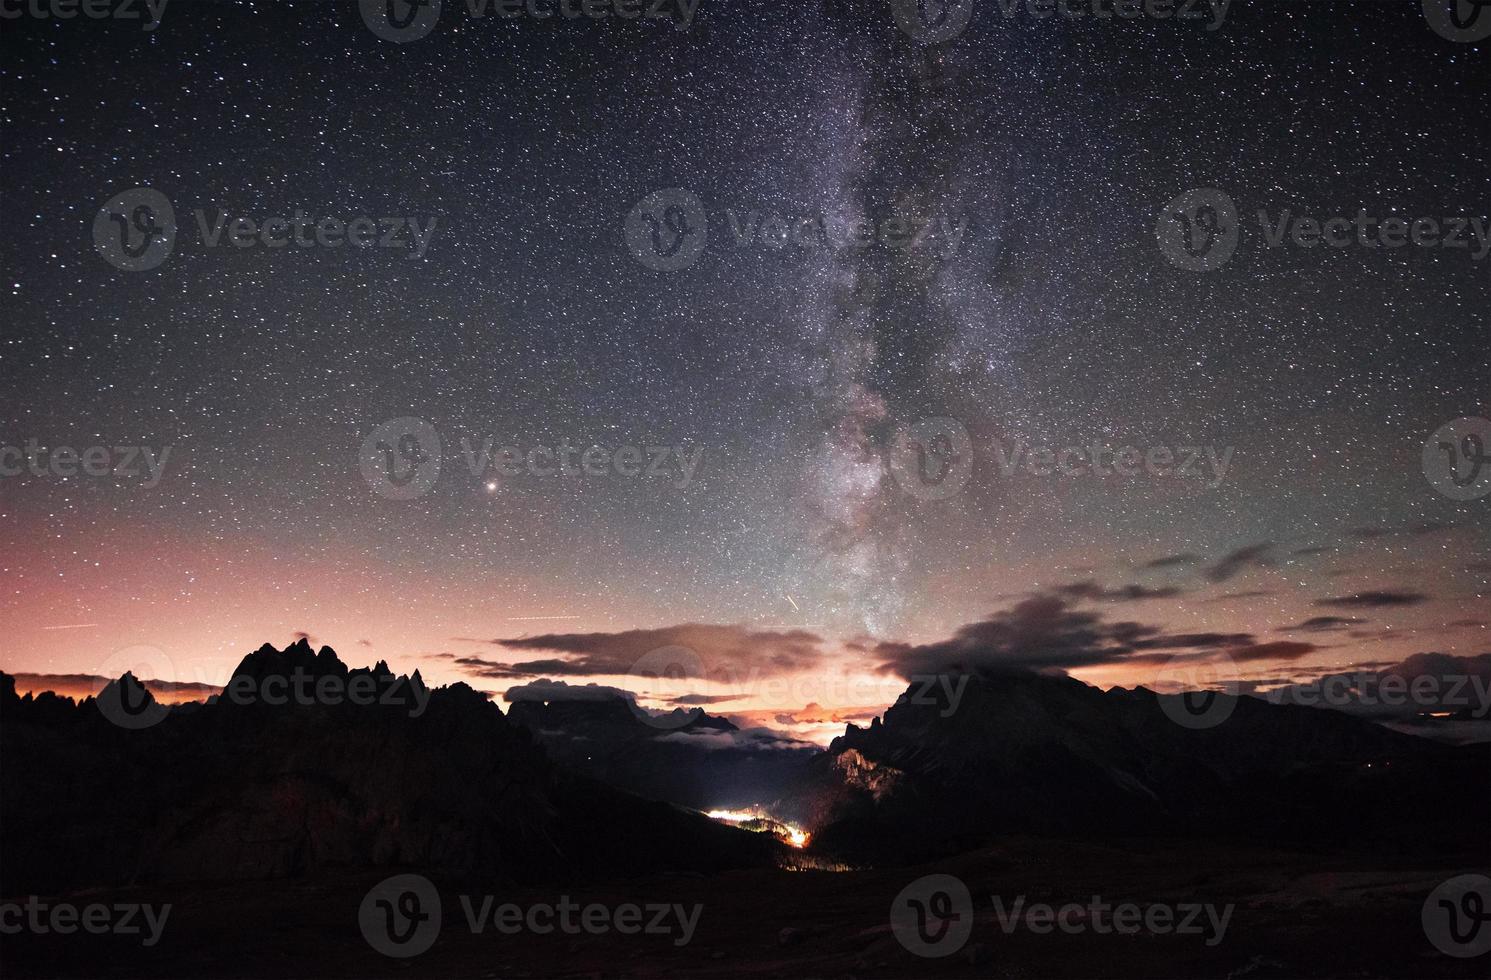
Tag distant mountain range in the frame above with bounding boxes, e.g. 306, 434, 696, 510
4, 641, 1486, 895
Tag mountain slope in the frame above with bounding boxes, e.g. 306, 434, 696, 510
805, 670, 1491, 864
0, 640, 781, 896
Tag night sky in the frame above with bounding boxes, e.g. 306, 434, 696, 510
2, 0, 1487, 741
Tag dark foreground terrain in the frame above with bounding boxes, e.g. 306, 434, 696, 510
3, 642, 1488, 978
3, 837, 1488, 979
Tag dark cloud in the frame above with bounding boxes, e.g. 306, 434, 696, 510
653, 727, 816, 753
873, 595, 1148, 677
436, 654, 577, 679
1054, 581, 1185, 602
1201, 589, 1278, 603
874, 592, 1299, 679
670, 693, 745, 705
504, 679, 635, 703
1316, 590, 1429, 609
1276, 616, 1364, 633
1206, 542, 1275, 583
1143, 553, 1200, 569
1132, 631, 1255, 650
1226, 641, 1321, 663
449, 624, 825, 682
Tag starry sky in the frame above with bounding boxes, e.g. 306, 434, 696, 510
1, 0, 1487, 742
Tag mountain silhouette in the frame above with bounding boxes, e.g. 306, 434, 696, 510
0, 642, 781, 896
6, 651, 1488, 894
802, 670, 1491, 864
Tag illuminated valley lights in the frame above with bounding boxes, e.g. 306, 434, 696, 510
704, 808, 809, 848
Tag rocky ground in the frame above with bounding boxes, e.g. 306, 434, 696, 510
4, 836, 1487, 979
